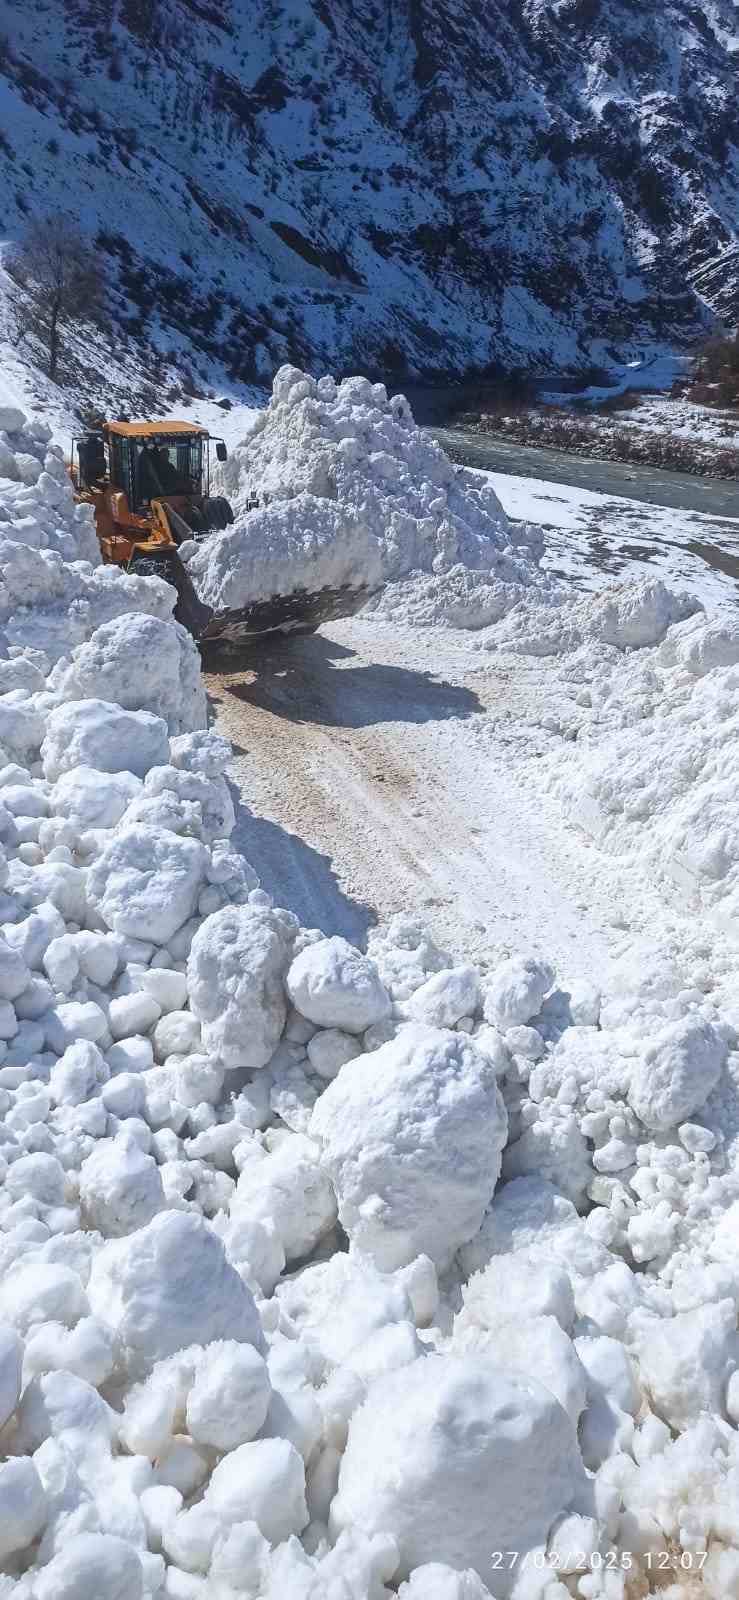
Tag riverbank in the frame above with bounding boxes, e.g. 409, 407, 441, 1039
460, 407, 739, 479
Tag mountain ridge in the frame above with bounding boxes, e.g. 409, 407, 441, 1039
0, 0, 737, 384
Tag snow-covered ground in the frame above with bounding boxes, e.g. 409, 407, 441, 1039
488, 470, 739, 614
612, 394, 739, 449
4, 365, 739, 1599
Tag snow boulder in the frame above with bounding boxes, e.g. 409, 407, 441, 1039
186, 1342, 272, 1452
49, 765, 142, 830
483, 955, 554, 1031
0, 1457, 47, 1563
41, 699, 169, 782
452, 1314, 587, 1426
310, 1025, 508, 1270
399, 1569, 494, 1600
632, 1300, 739, 1431
187, 902, 295, 1069
587, 577, 697, 650
51, 614, 206, 734
87, 824, 208, 945
287, 935, 390, 1033
79, 1133, 165, 1237
201, 1435, 308, 1546
628, 1015, 727, 1132
87, 1211, 262, 1377
33, 1533, 144, 1600
330, 1355, 588, 1590
407, 965, 481, 1028
230, 1132, 336, 1263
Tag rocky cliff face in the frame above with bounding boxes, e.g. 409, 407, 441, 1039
0, 0, 736, 381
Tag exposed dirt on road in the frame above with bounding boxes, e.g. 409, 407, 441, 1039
205, 623, 622, 977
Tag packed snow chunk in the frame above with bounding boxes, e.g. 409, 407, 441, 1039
188, 494, 383, 611
0, 1457, 47, 1561
672, 616, 739, 676
6, 1152, 65, 1207
0, 404, 26, 432
628, 1014, 727, 1131
13, 1367, 116, 1461
0, 1325, 22, 1428
453, 1313, 587, 1425
108, 991, 161, 1041
44, 999, 108, 1054
585, 577, 698, 650
88, 825, 208, 945
187, 903, 295, 1069
0, 1263, 88, 1334
231, 1132, 336, 1263
483, 955, 554, 1031
399, 1567, 494, 1600
275, 1249, 418, 1368
49, 765, 142, 830
307, 1027, 362, 1080
52, 614, 206, 735
41, 699, 169, 782
140, 966, 188, 1014
79, 1134, 165, 1237
87, 1211, 262, 1378
407, 965, 481, 1029
458, 1177, 580, 1279
203, 1437, 308, 1546
310, 1025, 508, 1270
0, 932, 31, 1000
186, 1342, 272, 1452
331, 1356, 587, 1589
457, 1255, 575, 1335
632, 1300, 739, 1431
287, 935, 390, 1033
33, 1533, 144, 1600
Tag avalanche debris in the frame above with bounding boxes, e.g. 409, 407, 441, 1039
1, 384, 739, 1600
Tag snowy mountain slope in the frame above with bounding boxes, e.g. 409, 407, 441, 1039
0, 0, 737, 383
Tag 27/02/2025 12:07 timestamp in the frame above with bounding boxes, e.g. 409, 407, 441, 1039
490, 1550, 709, 1574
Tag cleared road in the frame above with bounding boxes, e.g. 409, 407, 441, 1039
434, 427, 739, 519
206, 625, 621, 977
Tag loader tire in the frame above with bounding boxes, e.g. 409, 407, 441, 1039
202, 495, 234, 531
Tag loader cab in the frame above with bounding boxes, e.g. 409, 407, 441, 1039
105, 421, 219, 512
73, 422, 228, 513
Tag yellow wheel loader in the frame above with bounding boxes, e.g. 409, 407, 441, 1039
70, 420, 373, 644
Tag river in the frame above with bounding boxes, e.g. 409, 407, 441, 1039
431, 427, 739, 520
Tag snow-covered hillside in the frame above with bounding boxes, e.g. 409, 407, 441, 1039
0, 0, 737, 387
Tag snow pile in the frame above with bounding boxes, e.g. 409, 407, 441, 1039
186, 366, 547, 622
545, 604, 739, 931
1, 727, 738, 1600
483, 575, 700, 658
0, 407, 99, 567
6, 384, 739, 1596
0, 404, 176, 666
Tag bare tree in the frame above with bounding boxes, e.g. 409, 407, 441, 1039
8, 215, 105, 380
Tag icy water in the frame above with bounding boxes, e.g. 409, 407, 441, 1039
432, 427, 739, 519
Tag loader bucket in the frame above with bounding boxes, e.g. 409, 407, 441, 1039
199, 581, 377, 643
129, 546, 375, 646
